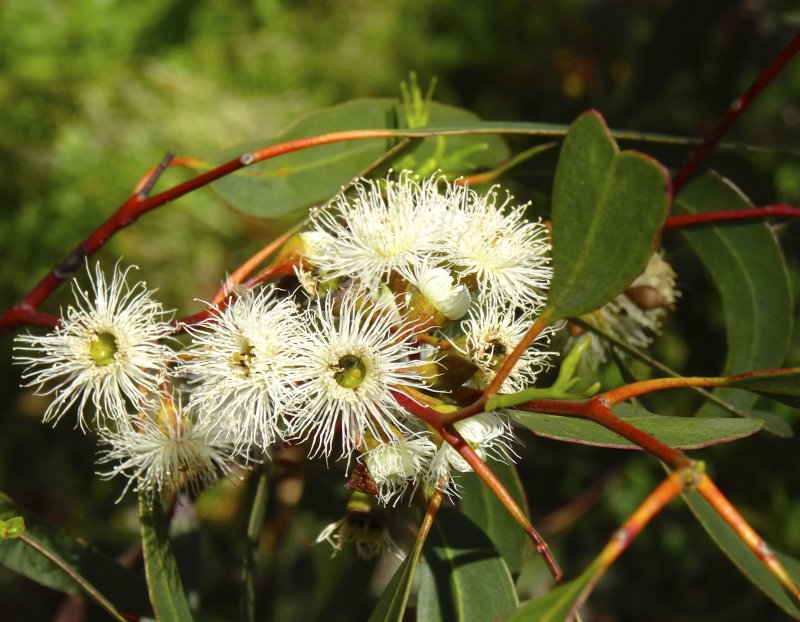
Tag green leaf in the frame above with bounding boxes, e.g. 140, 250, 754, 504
368, 506, 431, 622
681, 490, 800, 619
505, 559, 602, 622
510, 403, 763, 450
0, 491, 151, 620
0, 516, 24, 539
417, 507, 517, 622
726, 368, 800, 409
458, 461, 529, 575
139, 495, 195, 622
205, 99, 509, 218
675, 172, 794, 417
546, 110, 671, 320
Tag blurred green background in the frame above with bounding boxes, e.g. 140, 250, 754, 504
1, 1, 799, 620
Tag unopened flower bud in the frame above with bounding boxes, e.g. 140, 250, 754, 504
407, 265, 470, 330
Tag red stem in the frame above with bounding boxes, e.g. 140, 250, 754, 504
0, 131, 400, 335
663, 204, 800, 231
672, 33, 800, 194
391, 390, 564, 582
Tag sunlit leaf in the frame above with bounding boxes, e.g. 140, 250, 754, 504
675, 172, 794, 417
682, 490, 800, 619
204, 99, 509, 217
0, 491, 151, 619
416, 507, 517, 622
458, 461, 529, 575
510, 403, 763, 449
139, 495, 195, 622
546, 110, 671, 320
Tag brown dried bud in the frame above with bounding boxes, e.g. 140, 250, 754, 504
624, 285, 671, 310
345, 463, 379, 496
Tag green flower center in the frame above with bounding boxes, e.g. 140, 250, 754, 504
90, 332, 118, 366
232, 341, 256, 372
334, 354, 367, 389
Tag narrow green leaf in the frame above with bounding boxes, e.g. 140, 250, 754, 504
682, 490, 800, 619
241, 466, 270, 622
0, 491, 151, 619
139, 495, 195, 622
505, 559, 602, 622
675, 172, 794, 417
458, 461, 530, 575
205, 99, 509, 217
368, 505, 432, 622
546, 110, 671, 320
726, 368, 800, 409
510, 403, 763, 449
417, 508, 517, 622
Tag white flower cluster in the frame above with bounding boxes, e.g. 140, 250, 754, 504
13, 172, 557, 506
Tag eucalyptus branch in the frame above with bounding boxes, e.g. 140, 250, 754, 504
696, 475, 800, 603
663, 203, 800, 231
391, 389, 563, 582
672, 33, 800, 193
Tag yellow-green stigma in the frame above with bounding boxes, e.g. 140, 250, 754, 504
90, 332, 118, 366
334, 354, 367, 389
232, 341, 256, 372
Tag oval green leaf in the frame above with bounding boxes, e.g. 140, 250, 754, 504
205, 99, 509, 218
675, 172, 794, 417
139, 495, 195, 622
510, 403, 763, 449
681, 489, 800, 619
458, 461, 530, 575
416, 507, 518, 622
546, 110, 671, 320
0, 491, 151, 620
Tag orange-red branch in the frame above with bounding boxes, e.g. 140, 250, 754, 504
600, 376, 726, 406
598, 469, 685, 566
697, 475, 800, 602
672, 33, 800, 193
391, 389, 563, 582
482, 313, 553, 399
663, 204, 800, 231
558, 470, 690, 620
0, 130, 401, 335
